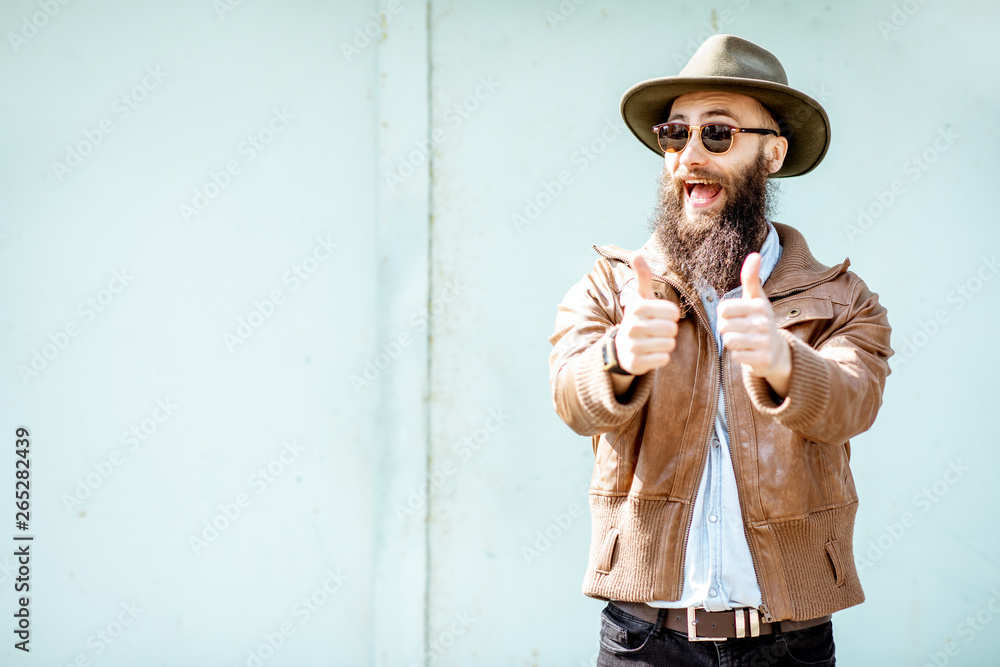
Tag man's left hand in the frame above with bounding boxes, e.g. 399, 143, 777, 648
717, 253, 791, 398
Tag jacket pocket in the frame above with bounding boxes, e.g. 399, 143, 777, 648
774, 295, 833, 330
596, 528, 620, 575
825, 540, 845, 587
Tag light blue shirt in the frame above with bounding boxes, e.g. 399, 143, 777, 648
647, 222, 783, 612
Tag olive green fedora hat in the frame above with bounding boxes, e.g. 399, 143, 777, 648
620, 34, 830, 178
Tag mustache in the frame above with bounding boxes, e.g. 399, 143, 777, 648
672, 169, 726, 183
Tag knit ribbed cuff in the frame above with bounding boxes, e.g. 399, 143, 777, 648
744, 329, 832, 432
573, 333, 653, 433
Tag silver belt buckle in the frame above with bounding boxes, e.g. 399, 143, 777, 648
687, 607, 727, 642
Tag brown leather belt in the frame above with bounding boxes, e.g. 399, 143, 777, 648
611, 601, 831, 642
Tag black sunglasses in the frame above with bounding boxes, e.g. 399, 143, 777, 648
652, 122, 778, 155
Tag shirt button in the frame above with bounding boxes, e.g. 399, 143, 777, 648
712, 440, 720, 448
709, 515, 718, 523
709, 588, 718, 597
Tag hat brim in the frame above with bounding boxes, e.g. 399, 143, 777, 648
620, 76, 831, 178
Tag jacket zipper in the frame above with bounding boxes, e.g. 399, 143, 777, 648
592, 245, 846, 621
592, 246, 718, 605
720, 347, 775, 622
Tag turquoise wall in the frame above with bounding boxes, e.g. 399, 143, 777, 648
2, 1, 998, 665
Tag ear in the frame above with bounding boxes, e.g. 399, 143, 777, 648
765, 134, 789, 175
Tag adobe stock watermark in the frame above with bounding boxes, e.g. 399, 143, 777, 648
511, 86, 829, 237
223, 236, 338, 352
7, 0, 72, 54
61, 398, 179, 514
856, 459, 970, 576
179, 108, 294, 224
50, 66, 168, 182
404, 611, 476, 667
351, 277, 464, 393
0, 556, 17, 586
394, 407, 510, 522
511, 116, 627, 234
54, 601, 143, 667
844, 125, 959, 242
214, 0, 248, 21
669, 0, 752, 70
520, 483, 589, 565
233, 568, 350, 667
340, 0, 403, 63
891, 254, 998, 370
17, 268, 134, 386
188, 438, 306, 556
923, 589, 1000, 667
877, 0, 932, 40
545, 0, 587, 29
384, 75, 501, 191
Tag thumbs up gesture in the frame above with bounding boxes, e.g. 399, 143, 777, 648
614, 253, 681, 376
717, 253, 792, 397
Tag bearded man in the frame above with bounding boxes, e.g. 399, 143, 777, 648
548, 35, 893, 666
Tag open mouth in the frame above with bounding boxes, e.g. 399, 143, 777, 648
683, 179, 723, 207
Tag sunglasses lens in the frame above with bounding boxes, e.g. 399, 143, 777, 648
701, 125, 734, 153
659, 124, 689, 153
656, 124, 735, 154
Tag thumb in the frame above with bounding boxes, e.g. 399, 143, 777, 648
631, 252, 655, 300
741, 252, 763, 299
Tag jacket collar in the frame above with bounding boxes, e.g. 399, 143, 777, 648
765, 223, 850, 298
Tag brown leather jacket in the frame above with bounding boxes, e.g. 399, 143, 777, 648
548, 223, 893, 622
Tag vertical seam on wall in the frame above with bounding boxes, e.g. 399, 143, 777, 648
372, 0, 384, 658
423, 1, 433, 665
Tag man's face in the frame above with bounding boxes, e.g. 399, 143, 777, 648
663, 91, 786, 227
650, 91, 788, 294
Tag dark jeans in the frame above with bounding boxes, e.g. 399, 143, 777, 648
597, 602, 835, 667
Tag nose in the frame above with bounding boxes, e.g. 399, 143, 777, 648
677, 126, 710, 170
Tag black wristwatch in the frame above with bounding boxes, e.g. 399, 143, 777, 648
602, 327, 633, 376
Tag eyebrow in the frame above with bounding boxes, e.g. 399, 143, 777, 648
667, 108, 741, 124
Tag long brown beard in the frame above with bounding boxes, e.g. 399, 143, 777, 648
650, 151, 775, 295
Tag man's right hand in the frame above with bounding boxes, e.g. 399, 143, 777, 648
614, 253, 681, 376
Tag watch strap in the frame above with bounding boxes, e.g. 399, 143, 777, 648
602, 327, 632, 376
